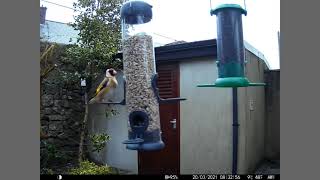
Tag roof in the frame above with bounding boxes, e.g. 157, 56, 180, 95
244, 41, 271, 69
116, 39, 270, 69
40, 20, 79, 45
155, 39, 217, 62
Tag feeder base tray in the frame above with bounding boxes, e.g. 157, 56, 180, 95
126, 140, 165, 151
122, 138, 144, 144
197, 77, 265, 88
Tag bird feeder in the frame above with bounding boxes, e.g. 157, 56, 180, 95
120, 0, 163, 151
198, 0, 265, 87
120, 0, 185, 151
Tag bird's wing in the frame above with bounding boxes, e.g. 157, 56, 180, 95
94, 77, 109, 96
95, 77, 118, 100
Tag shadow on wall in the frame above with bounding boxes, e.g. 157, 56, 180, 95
264, 70, 280, 160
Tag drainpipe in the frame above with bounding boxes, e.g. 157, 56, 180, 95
232, 87, 239, 174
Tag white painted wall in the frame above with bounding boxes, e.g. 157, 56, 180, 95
238, 51, 267, 173
88, 72, 138, 174
179, 50, 268, 174
179, 57, 233, 174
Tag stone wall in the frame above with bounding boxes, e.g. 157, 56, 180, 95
41, 81, 84, 160
40, 42, 85, 170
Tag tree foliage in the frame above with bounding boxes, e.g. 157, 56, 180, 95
60, 0, 124, 86
40, 43, 57, 82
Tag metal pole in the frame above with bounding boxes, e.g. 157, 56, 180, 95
232, 87, 239, 174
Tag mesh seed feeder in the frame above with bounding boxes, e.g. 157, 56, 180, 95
198, 0, 265, 87
120, 0, 163, 151
120, 0, 185, 151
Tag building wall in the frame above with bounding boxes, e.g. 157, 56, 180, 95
40, 20, 79, 45
264, 70, 280, 160
88, 72, 138, 174
179, 50, 268, 174
238, 50, 268, 173
179, 57, 233, 174
87, 50, 269, 174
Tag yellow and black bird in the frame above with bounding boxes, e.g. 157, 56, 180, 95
89, 68, 118, 104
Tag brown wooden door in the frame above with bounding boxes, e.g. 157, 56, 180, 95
138, 63, 180, 174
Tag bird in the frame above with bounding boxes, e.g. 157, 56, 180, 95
88, 68, 118, 104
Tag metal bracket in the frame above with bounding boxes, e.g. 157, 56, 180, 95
151, 74, 186, 104
98, 79, 126, 105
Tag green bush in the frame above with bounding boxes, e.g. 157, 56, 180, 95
89, 133, 111, 153
41, 141, 69, 168
69, 160, 116, 175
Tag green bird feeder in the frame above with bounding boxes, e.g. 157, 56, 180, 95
198, 1, 265, 88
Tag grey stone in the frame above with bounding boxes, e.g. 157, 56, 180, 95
63, 101, 70, 108
42, 95, 53, 107
41, 125, 48, 132
40, 113, 44, 120
54, 100, 63, 107
48, 115, 66, 121
71, 103, 84, 112
45, 88, 56, 95
65, 111, 72, 117
54, 93, 60, 99
45, 138, 55, 144
52, 107, 60, 113
46, 131, 56, 137
73, 122, 80, 127
73, 94, 82, 98
57, 132, 67, 139
41, 120, 49, 126
48, 121, 63, 131
67, 91, 73, 96
67, 96, 73, 100
44, 108, 52, 115
59, 109, 66, 115
41, 115, 50, 121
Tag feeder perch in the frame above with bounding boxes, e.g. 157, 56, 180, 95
120, 0, 186, 151
198, 2, 265, 88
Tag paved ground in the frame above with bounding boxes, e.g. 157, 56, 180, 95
117, 168, 136, 175
254, 160, 280, 174
117, 160, 281, 175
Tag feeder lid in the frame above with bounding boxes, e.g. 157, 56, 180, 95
120, 1, 153, 24
210, 4, 247, 16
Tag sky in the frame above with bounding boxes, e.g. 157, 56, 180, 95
40, 0, 280, 69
